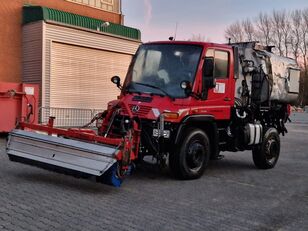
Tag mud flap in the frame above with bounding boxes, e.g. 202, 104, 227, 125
6, 129, 122, 186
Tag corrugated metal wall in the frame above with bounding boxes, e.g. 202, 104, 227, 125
23, 6, 140, 40
50, 42, 131, 109
45, 23, 140, 55
23, 21, 140, 111
22, 22, 43, 84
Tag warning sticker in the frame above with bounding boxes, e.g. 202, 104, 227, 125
24, 87, 34, 95
214, 83, 225, 94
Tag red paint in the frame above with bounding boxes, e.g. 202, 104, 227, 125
0, 82, 39, 132
287, 104, 291, 116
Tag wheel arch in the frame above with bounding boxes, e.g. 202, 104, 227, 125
174, 115, 219, 158
252, 127, 280, 169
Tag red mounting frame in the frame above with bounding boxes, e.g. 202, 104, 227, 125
17, 100, 141, 173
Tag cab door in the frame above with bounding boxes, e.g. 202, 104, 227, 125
202, 47, 234, 120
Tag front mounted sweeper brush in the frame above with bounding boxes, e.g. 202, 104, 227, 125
6, 101, 141, 187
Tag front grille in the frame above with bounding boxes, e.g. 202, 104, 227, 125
121, 104, 152, 117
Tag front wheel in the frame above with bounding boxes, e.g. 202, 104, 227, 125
169, 129, 210, 179
252, 128, 280, 169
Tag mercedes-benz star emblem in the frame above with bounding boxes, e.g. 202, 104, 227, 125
131, 105, 140, 113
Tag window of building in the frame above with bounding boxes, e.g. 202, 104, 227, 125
66, 0, 116, 12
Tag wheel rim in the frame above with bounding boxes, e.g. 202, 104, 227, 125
265, 138, 279, 164
185, 140, 205, 172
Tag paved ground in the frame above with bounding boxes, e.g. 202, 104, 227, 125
0, 123, 307, 231
290, 112, 308, 123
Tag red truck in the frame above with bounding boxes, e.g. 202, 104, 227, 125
7, 41, 300, 186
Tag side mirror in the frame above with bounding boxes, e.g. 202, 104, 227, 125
111, 76, 122, 89
203, 57, 216, 89
204, 77, 216, 89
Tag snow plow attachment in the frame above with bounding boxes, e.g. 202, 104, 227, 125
7, 129, 118, 176
6, 102, 141, 187
6, 120, 140, 187
6, 129, 126, 186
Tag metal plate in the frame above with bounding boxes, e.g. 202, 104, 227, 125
7, 130, 118, 176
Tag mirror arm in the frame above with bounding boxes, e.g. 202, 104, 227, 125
192, 92, 202, 100
186, 90, 202, 100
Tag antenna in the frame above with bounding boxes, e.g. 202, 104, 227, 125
174, 22, 178, 40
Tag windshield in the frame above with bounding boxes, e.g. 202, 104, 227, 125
124, 44, 203, 98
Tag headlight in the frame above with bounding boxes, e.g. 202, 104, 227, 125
163, 112, 179, 119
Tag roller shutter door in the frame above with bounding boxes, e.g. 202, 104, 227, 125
50, 42, 131, 109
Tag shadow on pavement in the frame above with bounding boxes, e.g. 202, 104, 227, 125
13, 171, 117, 194
208, 157, 255, 171
7, 153, 256, 190
133, 156, 255, 181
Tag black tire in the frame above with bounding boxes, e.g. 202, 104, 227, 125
252, 128, 280, 169
169, 128, 210, 179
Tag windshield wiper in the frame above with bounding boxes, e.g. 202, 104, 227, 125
123, 83, 142, 95
133, 82, 174, 100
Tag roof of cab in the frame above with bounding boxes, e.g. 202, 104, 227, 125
143, 40, 232, 49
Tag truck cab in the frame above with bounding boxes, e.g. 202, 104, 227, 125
120, 41, 235, 121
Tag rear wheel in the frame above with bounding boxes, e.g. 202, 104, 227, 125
169, 128, 210, 179
252, 128, 280, 169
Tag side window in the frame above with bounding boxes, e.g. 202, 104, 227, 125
204, 49, 229, 79
214, 50, 229, 78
